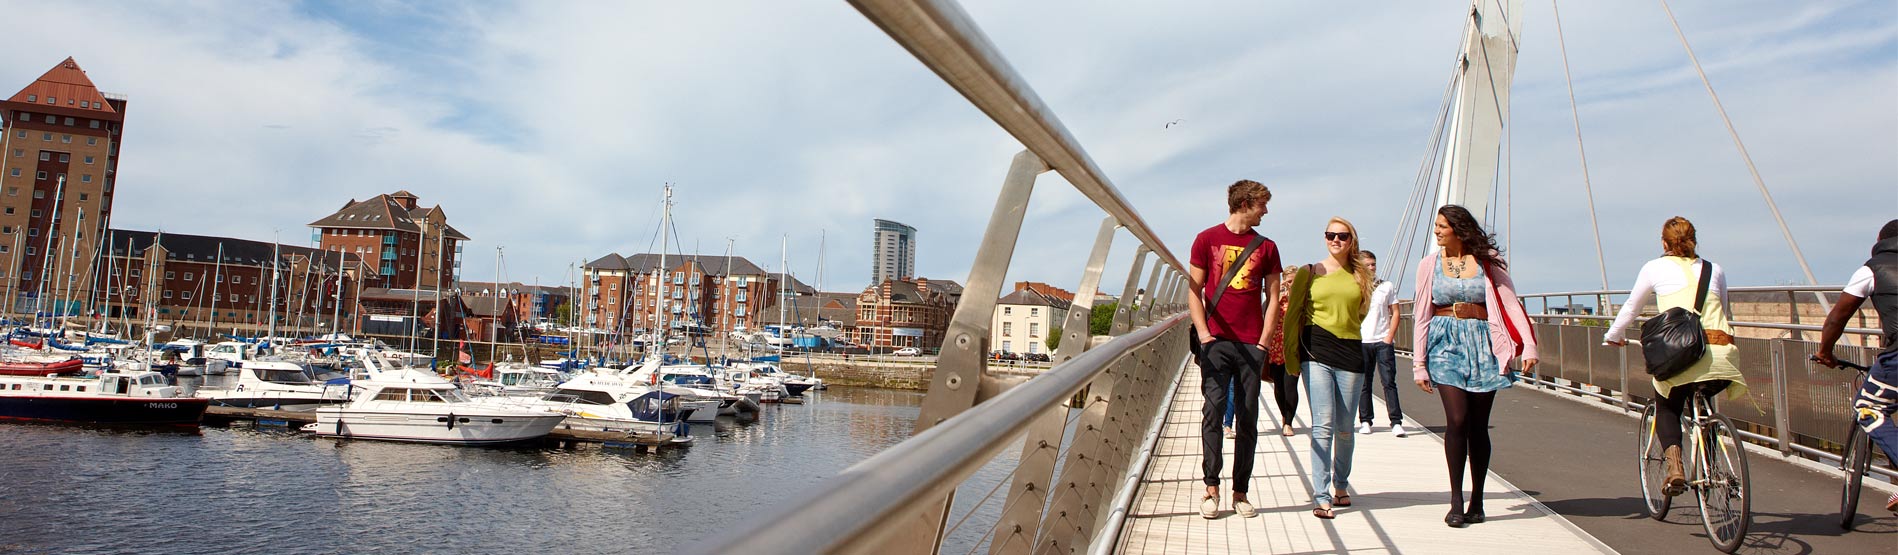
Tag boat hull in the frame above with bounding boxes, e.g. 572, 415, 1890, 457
311, 409, 564, 445
0, 395, 208, 426
0, 359, 85, 377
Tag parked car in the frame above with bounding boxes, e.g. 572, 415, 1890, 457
894, 347, 921, 356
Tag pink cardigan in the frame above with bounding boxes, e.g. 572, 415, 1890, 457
1411, 253, 1539, 381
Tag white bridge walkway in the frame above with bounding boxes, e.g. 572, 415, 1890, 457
1115, 361, 1616, 554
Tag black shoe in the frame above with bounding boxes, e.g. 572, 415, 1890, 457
1445, 510, 1467, 528
1463, 510, 1485, 524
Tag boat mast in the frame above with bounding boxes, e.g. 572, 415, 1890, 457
656, 184, 671, 360
33, 176, 65, 331
432, 223, 445, 363
267, 235, 280, 352
207, 243, 223, 337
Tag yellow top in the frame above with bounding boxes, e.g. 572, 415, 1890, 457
1653, 256, 1748, 402
1308, 269, 1365, 340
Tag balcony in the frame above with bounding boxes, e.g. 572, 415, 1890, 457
382, 235, 397, 245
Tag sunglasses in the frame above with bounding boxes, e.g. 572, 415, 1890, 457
1324, 232, 1353, 241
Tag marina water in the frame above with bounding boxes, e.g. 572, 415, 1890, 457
0, 386, 1027, 554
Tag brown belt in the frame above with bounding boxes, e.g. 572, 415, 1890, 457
1431, 303, 1488, 320
1705, 329, 1734, 346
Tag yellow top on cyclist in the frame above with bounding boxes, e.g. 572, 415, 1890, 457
1652, 256, 1748, 401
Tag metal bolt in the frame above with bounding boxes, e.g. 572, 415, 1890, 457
956, 333, 971, 347
946, 374, 962, 390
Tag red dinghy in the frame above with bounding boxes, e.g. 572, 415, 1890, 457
10, 338, 42, 349
0, 358, 83, 376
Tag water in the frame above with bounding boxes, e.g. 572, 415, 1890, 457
0, 386, 1025, 555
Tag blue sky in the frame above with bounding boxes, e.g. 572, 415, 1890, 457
0, 0, 1891, 298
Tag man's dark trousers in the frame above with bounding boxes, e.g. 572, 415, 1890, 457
1201, 339, 1264, 491
1358, 341, 1401, 426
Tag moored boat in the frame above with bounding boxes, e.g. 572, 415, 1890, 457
0, 370, 208, 426
0, 358, 84, 377
304, 369, 564, 445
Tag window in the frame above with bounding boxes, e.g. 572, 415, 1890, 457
61, 135, 71, 144
1002, 321, 1013, 337
1028, 343, 1040, 354
1003, 307, 1012, 316
182, 291, 192, 300
230, 294, 237, 302
40, 133, 50, 141
1030, 308, 1039, 316
32, 190, 42, 199
43, 115, 53, 124
38, 152, 48, 161
62, 117, 73, 126
58, 153, 67, 163
374, 388, 409, 402
83, 156, 93, 164
1002, 340, 1012, 352
130, 269, 139, 278
86, 137, 95, 146
164, 291, 172, 299
165, 271, 174, 279
78, 193, 86, 201
89, 120, 99, 129
80, 175, 91, 183
1029, 323, 1040, 337
184, 272, 193, 281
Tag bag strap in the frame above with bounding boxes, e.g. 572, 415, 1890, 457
1692, 259, 1713, 315
1206, 235, 1267, 311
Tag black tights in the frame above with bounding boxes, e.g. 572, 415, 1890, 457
1656, 380, 1731, 449
1439, 385, 1497, 514
1267, 363, 1299, 425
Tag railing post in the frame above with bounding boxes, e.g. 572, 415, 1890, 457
877, 149, 1047, 555
1037, 326, 1154, 552
1110, 247, 1148, 336
1771, 339, 1794, 455
989, 217, 1116, 555
1155, 273, 1176, 316
1137, 264, 1164, 325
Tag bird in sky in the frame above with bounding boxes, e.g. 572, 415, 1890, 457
1164, 119, 1183, 129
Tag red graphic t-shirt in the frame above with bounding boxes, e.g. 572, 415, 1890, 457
1190, 224, 1281, 342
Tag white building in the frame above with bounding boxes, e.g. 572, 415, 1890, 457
990, 289, 1071, 355
871, 219, 917, 286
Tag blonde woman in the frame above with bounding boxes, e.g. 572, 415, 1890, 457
1284, 217, 1372, 519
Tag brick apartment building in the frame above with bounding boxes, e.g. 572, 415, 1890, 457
457, 280, 573, 325
309, 190, 468, 291
0, 58, 128, 313
583, 253, 806, 338
98, 229, 365, 336
855, 277, 962, 350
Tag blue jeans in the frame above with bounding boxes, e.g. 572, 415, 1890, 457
1858, 349, 1898, 466
1224, 375, 1238, 428
1304, 360, 1364, 506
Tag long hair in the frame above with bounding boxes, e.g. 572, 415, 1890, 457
1328, 216, 1373, 313
1437, 205, 1506, 271
1661, 217, 1697, 259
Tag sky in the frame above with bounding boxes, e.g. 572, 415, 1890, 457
0, 0, 1891, 299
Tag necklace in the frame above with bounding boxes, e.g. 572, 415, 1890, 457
1445, 255, 1468, 277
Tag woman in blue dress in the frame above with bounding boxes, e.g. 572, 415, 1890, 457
1409, 205, 1540, 528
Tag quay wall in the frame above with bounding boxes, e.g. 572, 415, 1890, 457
774, 356, 1051, 390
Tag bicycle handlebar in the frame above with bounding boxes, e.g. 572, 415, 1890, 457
1810, 354, 1868, 371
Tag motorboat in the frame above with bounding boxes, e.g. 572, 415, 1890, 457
194, 358, 351, 411
478, 377, 691, 444
0, 357, 84, 377
304, 369, 564, 445
0, 369, 207, 426
465, 363, 565, 398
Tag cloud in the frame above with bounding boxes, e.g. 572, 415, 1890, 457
0, 0, 1887, 300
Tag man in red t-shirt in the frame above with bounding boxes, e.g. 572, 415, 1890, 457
1186, 179, 1282, 519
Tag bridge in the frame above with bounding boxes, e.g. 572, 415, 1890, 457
697, 1, 1894, 553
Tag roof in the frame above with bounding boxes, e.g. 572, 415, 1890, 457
460, 294, 512, 318
456, 281, 573, 296
997, 289, 1069, 309
5, 58, 121, 120
307, 194, 423, 232
921, 279, 964, 296
105, 229, 359, 271
769, 273, 816, 295
407, 205, 470, 240
359, 288, 449, 303
585, 253, 769, 276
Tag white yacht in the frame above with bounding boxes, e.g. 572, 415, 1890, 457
479, 375, 692, 444
304, 369, 564, 445
194, 358, 351, 411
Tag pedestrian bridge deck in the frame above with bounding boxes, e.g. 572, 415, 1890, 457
1115, 361, 1614, 554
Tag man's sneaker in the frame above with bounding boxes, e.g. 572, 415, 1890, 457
1224, 427, 1236, 439
1391, 423, 1409, 437
1234, 498, 1258, 518
1357, 421, 1373, 435
1200, 495, 1220, 519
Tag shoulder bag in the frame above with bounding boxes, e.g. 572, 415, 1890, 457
1191, 235, 1266, 363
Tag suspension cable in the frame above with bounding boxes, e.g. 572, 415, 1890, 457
1551, 0, 1611, 291
1654, 0, 1830, 312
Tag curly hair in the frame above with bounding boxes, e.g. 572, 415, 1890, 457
1227, 180, 1272, 214
1438, 205, 1506, 271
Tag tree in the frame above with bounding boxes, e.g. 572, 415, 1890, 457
554, 301, 572, 324
1090, 303, 1117, 336
1046, 326, 1062, 352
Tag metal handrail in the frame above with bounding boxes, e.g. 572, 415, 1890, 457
845, 0, 1186, 274
693, 315, 1187, 553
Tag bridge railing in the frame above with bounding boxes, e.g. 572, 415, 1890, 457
1395, 285, 1890, 480
697, 1, 1198, 553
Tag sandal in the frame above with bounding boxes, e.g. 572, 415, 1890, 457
1312, 506, 1335, 519
1333, 493, 1352, 507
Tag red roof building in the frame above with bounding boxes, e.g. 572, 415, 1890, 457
0, 57, 128, 314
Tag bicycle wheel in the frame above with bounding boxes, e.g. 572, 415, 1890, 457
1696, 415, 1751, 553
1637, 403, 1671, 520
1839, 423, 1871, 530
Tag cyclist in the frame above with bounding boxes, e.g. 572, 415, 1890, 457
1604, 217, 1746, 498
1812, 219, 1898, 513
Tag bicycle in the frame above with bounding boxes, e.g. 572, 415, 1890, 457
1817, 356, 1876, 531
1637, 382, 1751, 553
